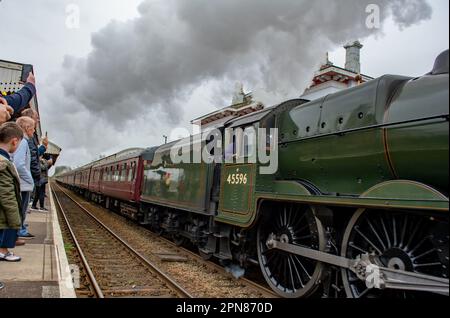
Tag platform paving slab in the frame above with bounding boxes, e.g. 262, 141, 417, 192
0, 183, 76, 298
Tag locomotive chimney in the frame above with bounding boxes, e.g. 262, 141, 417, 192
344, 40, 363, 74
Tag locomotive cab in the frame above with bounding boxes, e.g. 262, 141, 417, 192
216, 107, 280, 227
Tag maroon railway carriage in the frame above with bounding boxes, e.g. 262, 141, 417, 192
74, 166, 91, 190
89, 149, 144, 207
60, 172, 74, 186
57, 147, 155, 220
63, 149, 146, 219
62, 170, 76, 189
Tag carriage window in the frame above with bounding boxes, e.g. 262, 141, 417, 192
120, 163, 127, 181
114, 165, 120, 182
128, 162, 134, 181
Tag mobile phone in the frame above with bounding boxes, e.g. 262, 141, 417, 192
20, 64, 34, 82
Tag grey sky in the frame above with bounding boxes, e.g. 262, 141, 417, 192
0, 0, 448, 169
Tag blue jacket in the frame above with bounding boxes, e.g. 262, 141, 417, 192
4, 83, 36, 114
11, 137, 34, 192
27, 134, 41, 184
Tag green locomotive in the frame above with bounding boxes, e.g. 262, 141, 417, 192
59, 50, 449, 298
140, 50, 448, 298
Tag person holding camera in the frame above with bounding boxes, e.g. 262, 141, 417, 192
12, 117, 36, 239
0, 98, 14, 125
0, 72, 36, 124
20, 109, 46, 204
3, 73, 36, 116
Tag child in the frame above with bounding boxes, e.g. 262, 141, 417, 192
0, 122, 23, 262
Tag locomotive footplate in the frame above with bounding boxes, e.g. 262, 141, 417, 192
266, 235, 449, 296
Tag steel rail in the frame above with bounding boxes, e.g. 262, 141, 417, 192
51, 185, 105, 298
52, 183, 193, 298
142, 228, 279, 298
56, 183, 278, 298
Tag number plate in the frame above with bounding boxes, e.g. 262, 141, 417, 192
219, 164, 255, 215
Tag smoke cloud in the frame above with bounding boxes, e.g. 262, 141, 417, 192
61, 0, 432, 127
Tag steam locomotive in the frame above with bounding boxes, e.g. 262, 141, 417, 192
57, 50, 449, 298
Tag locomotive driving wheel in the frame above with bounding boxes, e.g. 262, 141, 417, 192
257, 204, 326, 298
341, 209, 449, 298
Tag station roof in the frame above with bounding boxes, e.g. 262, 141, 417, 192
46, 141, 62, 155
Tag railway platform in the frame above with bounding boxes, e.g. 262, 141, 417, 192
0, 183, 76, 298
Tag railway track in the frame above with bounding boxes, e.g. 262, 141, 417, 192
152, 232, 278, 298
53, 182, 278, 298
51, 183, 192, 298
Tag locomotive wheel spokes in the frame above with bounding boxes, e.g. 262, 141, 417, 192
341, 209, 449, 298
257, 204, 325, 298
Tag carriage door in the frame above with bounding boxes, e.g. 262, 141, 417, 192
217, 124, 257, 225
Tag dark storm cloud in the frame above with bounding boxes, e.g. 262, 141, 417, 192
62, 0, 432, 127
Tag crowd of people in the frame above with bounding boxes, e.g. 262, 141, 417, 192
0, 72, 53, 291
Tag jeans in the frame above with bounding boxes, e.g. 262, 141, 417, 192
18, 191, 31, 236
32, 184, 46, 209
0, 229, 18, 248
